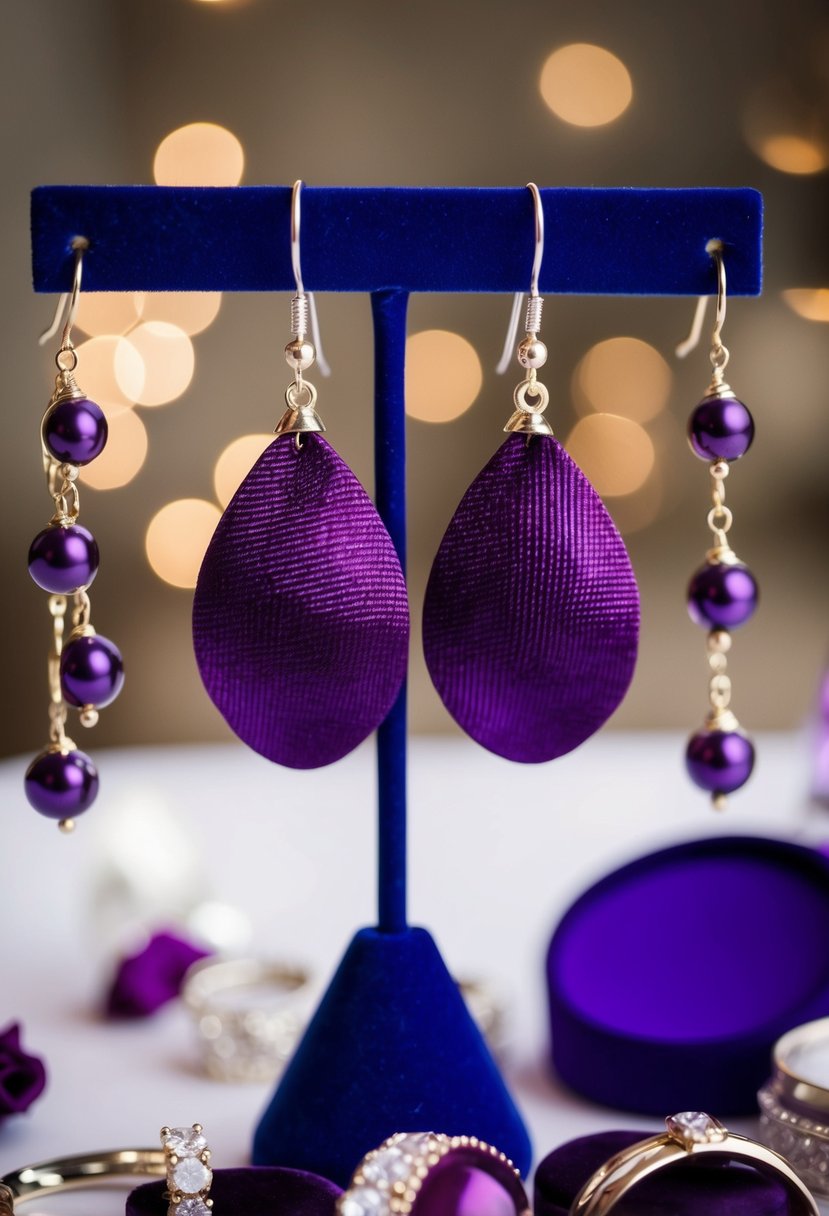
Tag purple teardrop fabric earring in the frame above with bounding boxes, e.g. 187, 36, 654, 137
423, 185, 639, 764
193, 182, 409, 770
25, 240, 125, 831
680, 242, 756, 809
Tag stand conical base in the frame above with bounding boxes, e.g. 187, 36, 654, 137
252, 926, 532, 1186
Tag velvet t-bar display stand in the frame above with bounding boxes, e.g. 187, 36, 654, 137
31, 186, 763, 1187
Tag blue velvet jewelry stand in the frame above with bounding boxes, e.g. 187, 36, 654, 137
31, 186, 763, 1186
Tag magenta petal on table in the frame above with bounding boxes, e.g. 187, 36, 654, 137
105, 931, 212, 1019
0, 1023, 47, 1120
423, 434, 640, 763
193, 435, 410, 770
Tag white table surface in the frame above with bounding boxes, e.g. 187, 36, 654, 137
1, 733, 826, 1212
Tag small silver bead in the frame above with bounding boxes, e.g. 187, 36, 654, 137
284, 339, 315, 372
517, 337, 547, 370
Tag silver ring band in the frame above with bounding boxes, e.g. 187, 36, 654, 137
758, 1015, 829, 1196
182, 958, 311, 1082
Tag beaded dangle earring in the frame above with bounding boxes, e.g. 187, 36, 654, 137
25, 239, 125, 831
677, 241, 757, 809
422, 184, 640, 763
193, 182, 409, 769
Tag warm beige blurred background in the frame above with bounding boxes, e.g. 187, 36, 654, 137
4, 0, 828, 758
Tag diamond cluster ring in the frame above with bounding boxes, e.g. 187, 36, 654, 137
161, 1125, 213, 1216
338, 1131, 530, 1216
569, 1111, 819, 1215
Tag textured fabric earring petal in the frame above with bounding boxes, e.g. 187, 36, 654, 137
423, 433, 639, 763
193, 434, 409, 769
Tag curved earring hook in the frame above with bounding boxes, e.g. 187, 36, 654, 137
675, 239, 726, 359
38, 237, 89, 349
496, 182, 545, 374
290, 180, 330, 377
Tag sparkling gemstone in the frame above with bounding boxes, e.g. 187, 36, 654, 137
163, 1127, 208, 1157
393, 1132, 435, 1159
668, 1111, 718, 1142
415, 1162, 516, 1216
172, 1159, 211, 1194
340, 1185, 389, 1216
362, 1146, 412, 1185
175, 1200, 211, 1216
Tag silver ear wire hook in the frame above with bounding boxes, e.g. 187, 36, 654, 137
496, 182, 545, 374
290, 180, 330, 377
38, 237, 89, 349
675, 239, 726, 360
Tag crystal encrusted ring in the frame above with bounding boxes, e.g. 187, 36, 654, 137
161, 1125, 213, 1216
338, 1132, 531, 1216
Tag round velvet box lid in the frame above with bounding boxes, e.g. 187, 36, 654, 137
546, 836, 829, 1114
127, 1168, 341, 1216
534, 1130, 792, 1216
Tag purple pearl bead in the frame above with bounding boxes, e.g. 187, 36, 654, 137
24, 747, 99, 819
415, 1163, 517, 1216
688, 394, 755, 461
28, 524, 99, 594
687, 561, 758, 629
61, 634, 124, 709
686, 729, 755, 795
42, 397, 108, 466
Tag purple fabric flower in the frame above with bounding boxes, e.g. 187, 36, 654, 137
0, 1023, 46, 1120
105, 931, 212, 1019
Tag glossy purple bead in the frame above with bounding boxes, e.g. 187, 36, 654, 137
415, 1163, 518, 1216
61, 634, 124, 709
686, 729, 755, 795
688, 394, 755, 461
42, 397, 108, 466
24, 747, 99, 819
28, 524, 99, 594
687, 561, 758, 629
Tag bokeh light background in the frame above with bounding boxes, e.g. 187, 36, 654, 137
4, 0, 829, 756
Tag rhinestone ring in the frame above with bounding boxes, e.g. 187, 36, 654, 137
759, 1015, 829, 1197
569, 1111, 819, 1215
161, 1125, 213, 1216
338, 1131, 530, 1216
182, 958, 311, 1082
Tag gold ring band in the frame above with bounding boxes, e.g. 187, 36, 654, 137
569, 1112, 819, 1215
0, 1149, 165, 1213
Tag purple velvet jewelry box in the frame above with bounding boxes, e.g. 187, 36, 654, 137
546, 836, 829, 1114
127, 1168, 341, 1216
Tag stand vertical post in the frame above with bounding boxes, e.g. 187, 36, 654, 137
373, 289, 409, 934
